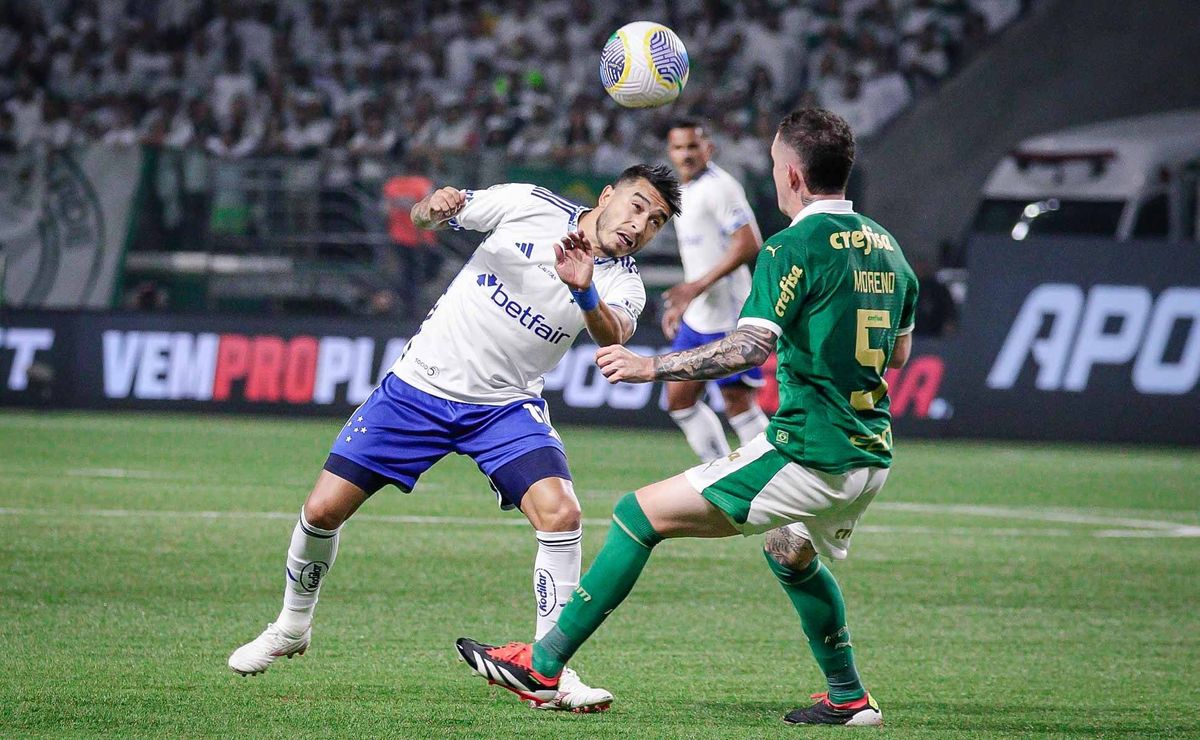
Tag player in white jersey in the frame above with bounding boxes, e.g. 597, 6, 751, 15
228, 165, 682, 713
661, 120, 769, 461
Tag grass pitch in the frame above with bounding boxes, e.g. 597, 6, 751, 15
1, 410, 1197, 737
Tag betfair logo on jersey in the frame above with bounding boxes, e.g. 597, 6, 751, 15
829, 223, 894, 256
774, 266, 804, 317
476, 274, 572, 345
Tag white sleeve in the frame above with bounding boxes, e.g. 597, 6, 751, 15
715, 178, 758, 238
448, 183, 533, 232
599, 265, 646, 326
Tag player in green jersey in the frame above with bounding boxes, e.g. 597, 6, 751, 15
457, 109, 918, 727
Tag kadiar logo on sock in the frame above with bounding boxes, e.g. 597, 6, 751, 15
534, 568, 557, 617
300, 561, 328, 593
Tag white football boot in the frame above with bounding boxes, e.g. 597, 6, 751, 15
228, 623, 311, 676
530, 667, 614, 713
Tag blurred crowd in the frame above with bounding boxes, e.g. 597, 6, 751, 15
1, 0, 1027, 187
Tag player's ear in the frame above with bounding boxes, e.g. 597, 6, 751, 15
788, 164, 803, 195
597, 184, 614, 208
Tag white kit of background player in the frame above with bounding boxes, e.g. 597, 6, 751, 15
660, 120, 768, 462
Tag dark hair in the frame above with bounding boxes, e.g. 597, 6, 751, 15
776, 108, 855, 194
615, 164, 683, 218
665, 117, 708, 138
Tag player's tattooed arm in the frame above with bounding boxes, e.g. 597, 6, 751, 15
411, 186, 466, 230
652, 325, 775, 381
595, 325, 775, 383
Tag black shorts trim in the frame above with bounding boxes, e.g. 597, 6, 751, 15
488, 447, 573, 510
323, 453, 410, 495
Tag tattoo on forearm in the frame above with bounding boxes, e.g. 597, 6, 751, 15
652, 326, 775, 381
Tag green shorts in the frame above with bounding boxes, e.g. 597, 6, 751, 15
684, 434, 889, 560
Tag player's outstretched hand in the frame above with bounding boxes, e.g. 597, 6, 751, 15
663, 281, 704, 314
555, 230, 595, 291
661, 303, 683, 340
427, 187, 467, 223
596, 345, 654, 383
661, 280, 703, 340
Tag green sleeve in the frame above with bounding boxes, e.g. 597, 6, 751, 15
738, 238, 809, 335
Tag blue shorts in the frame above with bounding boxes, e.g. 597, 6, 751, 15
324, 374, 570, 508
670, 321, 764, 388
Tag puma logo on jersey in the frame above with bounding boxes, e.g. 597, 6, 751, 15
764, 245, 781, 257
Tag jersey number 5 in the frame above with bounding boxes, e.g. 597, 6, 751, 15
850, 309, 891, 411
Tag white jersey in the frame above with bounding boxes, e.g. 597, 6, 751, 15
674, 163, 761, 334
391, 183, 646, 405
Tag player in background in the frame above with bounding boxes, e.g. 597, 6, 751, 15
458, 109, 918, 727
661, 119, 768, 461
229, 165, 682, 714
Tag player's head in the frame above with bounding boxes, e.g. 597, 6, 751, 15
592, 164, 682, 257
772, 108, 855, 214
665, 118, 713, 183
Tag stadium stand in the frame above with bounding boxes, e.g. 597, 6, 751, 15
1, 0, 1030, 313
3, 0, 1029, 168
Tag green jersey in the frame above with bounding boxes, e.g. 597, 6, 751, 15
738, 200, 918, 473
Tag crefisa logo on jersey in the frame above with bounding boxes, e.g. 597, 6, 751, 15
476, 273, 572, 344
534, 568, 557, 617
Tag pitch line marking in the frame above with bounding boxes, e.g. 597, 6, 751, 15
872, 502, 1196, 531
0, 506, 1196, 538
1, 467, 1193, 523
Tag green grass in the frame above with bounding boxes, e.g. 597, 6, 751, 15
1, 410, 1198, 738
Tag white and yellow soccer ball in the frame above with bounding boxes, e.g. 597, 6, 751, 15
600, 21, 690, 108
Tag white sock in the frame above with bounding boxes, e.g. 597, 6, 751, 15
276, 508, 340, 637
533, 527, 582, 641
728, 406, 769, 445
670, 403, 731, 462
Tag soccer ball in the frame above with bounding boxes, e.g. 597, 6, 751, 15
600, 21, 690, 108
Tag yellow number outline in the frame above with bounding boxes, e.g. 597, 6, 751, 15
849, 309, 891, 412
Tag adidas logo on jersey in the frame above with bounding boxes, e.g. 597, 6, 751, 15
476, 274, 572, 345
515, 242, 534, 258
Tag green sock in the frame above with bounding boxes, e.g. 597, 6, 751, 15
764, 552, 865, 704
533, 493, 662, 677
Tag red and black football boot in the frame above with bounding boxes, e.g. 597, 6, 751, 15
783, 692, 883, 726
455, 638, 560, 704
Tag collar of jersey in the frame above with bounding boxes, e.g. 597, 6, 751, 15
569, 206, 590, 231
790, 199, 854, 226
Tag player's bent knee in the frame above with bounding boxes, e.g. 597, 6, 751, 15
531, 494, 582, 531
302, 500, 347, 531
764, 527, 816, 571
614, 492, 664, 548
664, 382, 703, 412
520, 476, 582, 532
302, 473, 367, 530
721, 389, 754, 417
